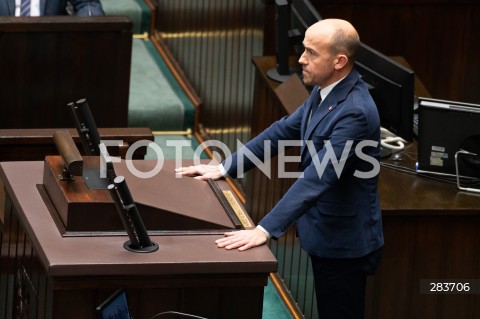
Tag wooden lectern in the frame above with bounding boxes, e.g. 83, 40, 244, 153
0, 157, 277, 319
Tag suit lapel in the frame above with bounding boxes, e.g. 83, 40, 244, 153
303, 94, 338, 142
301, 87, 321, 137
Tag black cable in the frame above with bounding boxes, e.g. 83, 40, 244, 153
380, 162, 480, 186
149, 311, 207, 319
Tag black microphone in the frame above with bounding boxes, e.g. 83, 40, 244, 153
108, 176, 158, 253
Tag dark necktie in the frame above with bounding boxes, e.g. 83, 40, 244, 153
311, 90, 322, 117
308, 89, 322, 125
20, 0, 31, 16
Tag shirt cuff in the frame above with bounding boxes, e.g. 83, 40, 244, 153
256, 225, 271, 239
218, 163, 228, 177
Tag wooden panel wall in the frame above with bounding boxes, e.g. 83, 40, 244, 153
0, 16, 132, 129
154, 0, 265, 152
0, 196, 49, 319
308, 0, 480, 104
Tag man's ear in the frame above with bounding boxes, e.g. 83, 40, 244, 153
334, 54, 349, 70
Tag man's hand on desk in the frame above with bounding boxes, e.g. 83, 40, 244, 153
176, 164, 267, 251
175, 164, 224, 180
215, 227, 268, 251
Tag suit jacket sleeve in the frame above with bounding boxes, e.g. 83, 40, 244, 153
222, 96, 308, 179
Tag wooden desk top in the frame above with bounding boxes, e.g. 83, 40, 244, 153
0, 161, 277, 278
379, 142, 480, 214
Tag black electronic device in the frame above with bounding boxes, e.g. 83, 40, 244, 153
267, 0, 322, 82
108, 176, 159, 253
417, 97, 480, 181
355, 43, 415, 142
290, 0, 321, 52
69, 98, 102, 156
97, 286, 210, 318
96, 288, 131, 319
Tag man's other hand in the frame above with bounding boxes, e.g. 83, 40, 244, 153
215, 227, 268, 251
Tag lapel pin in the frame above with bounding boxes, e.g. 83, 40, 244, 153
328, 105, 333, 111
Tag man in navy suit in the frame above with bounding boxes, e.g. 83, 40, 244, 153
0, 0, 104, 16
177, 18, 384, 319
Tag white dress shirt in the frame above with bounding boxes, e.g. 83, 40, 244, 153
15, 0, 41, 16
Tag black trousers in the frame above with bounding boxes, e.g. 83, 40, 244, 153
310, 248, 382, 319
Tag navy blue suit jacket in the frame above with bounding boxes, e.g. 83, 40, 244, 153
0, 0, 104, 16
224, 68, 384, 258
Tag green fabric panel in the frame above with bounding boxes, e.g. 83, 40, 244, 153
139, 39, 196, 131
101, 0, 144, 34
129, 39, 186, 131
